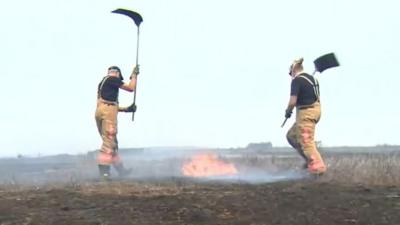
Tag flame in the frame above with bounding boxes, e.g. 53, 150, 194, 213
182, 153, 238, 177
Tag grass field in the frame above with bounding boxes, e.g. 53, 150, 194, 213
0, 148, 399, 225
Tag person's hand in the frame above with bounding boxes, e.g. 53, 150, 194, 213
133, 65, 140, 75
126, 103, 137, 113
285, 109, 292, 119
130, 65, 139, 79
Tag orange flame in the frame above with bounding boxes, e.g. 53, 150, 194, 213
182, 153, 238, 177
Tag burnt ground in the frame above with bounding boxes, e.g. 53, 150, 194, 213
0, 150, 400, 225
0, 179, 399, 225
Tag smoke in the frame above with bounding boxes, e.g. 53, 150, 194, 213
203, 169, 307, 184
0, 148, 308, 186
111, 149, 309, 183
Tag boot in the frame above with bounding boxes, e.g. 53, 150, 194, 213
113, 163, 132, 177
307, 156, 327, 175
98, 164, 111, 181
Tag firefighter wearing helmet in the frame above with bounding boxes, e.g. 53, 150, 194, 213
95, 65, 139, 180
285, 58, 326, 174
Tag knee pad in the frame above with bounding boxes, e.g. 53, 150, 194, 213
300, 127, 313, 145
105, 124, 117, 139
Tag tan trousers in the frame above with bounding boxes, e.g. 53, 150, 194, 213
95, 101, 121, 165
286, 101, 326, 173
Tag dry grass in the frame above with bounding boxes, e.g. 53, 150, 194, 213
1, 150, 399, 187
319, 151, 400, 186
227, 151, 400, 186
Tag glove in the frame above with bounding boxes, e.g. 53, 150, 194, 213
130, 65, 140, 79
125, 103, 137, 113
119, 103, 136, 113
285, 109, 292, 119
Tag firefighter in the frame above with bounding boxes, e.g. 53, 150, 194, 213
285, 58, 327, 174
95, 65, 139, 180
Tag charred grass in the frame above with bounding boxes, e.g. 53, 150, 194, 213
0, 151, 400, 225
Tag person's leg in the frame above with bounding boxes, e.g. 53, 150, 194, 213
110, 137, 132, 177
287, 122, 308, 164
96, 105, 119, 179
113, 162, 132, 177
297, 106, 326, 174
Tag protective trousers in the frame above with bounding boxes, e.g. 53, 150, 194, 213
286, 101, 326, 174
95, 101, 121, 166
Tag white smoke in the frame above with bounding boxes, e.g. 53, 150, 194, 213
0, 148, 308, 186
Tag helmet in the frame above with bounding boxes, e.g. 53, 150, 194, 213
288, 57, 303, 76
108, 66, 124, 80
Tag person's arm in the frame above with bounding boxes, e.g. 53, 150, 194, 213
285, 79, 299, 118
286, 95, 297, 112
120, 66, 139, 92
120, 75, 137, 92
119, 102, 137, 113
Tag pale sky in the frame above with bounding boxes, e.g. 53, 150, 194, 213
1, 0, 399, 157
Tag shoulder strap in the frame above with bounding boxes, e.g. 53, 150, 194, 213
97, 76, 110, 98
298, 75, 320, 100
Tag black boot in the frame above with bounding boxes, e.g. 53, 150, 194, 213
98, 164, 111, 181
113, 163, 132, 178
